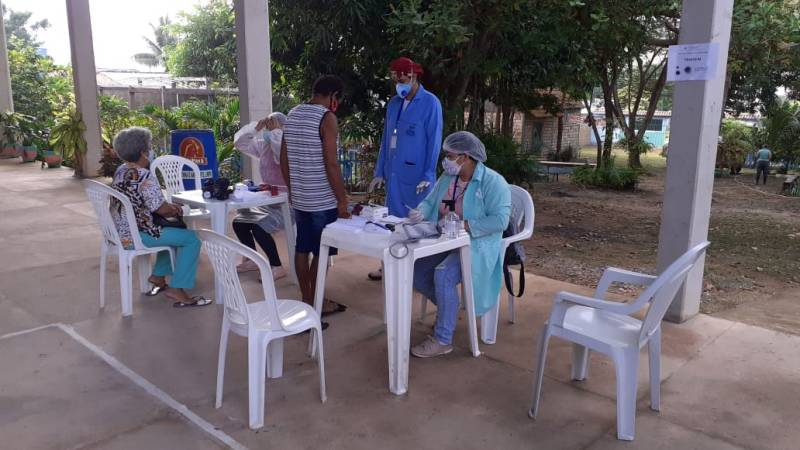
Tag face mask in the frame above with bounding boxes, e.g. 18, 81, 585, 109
396, 82, 412, 98
268, 129, 282, 144
441, 156, 463, 176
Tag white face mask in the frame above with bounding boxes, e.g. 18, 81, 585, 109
441, 155, 463, 176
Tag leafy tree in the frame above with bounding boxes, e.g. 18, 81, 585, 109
570, 1, 679, 168
717, 119, 754, 173
163, 0, 237, 84
2, 6, 49, 50
133, 16, 177, 69
755, 97, 800, 167
726, 0, 800, 114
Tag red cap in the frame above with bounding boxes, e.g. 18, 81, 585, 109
390, 57, 424, 75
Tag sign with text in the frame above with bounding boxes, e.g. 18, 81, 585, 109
667, 43, 721, 82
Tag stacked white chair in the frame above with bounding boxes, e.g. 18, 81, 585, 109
529, 241, 710, 441
83, 179, 175, 317
417, 184, 535, 344
198, 230, 326, 430
150, 155, 210, 222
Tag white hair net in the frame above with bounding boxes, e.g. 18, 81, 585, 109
442, 131, 487, 162
269, 112, 287, 127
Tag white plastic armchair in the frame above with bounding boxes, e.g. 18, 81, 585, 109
150, 155, 209, 222
82, 180, 175, 317
529, 241, 710, 441
197, 230, 326, 430
480, 184, 535, 343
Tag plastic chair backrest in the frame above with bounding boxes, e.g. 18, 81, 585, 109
636, 241, 710, 343
508, 185, 535, 240
82, 179, 147, 250
197, 230, 282, 331
151, 155, 202, 200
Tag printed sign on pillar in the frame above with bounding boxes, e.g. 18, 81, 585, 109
667, 43, 721, 82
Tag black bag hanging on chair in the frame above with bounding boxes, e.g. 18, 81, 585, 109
502, 219, 526, 297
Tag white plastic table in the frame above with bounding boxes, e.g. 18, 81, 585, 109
171, 189, 297, 302
312, 226, 480, 395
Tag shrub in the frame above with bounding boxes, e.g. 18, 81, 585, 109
547, 145, 575, 162
478, 132, 542, 187
571, 163, 639, 191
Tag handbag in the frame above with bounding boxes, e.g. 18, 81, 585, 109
152, 212, 187, 229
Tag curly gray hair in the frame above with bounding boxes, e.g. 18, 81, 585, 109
113, 127, 152, 162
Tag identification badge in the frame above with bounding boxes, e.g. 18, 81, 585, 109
390, 132, 397, 149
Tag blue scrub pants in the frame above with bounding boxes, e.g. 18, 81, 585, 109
413, 251, 462, 345
140, 228, 200, 289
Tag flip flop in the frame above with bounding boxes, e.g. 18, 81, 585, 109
173, 296, 213, 308
321, 300, 348, 317
145, 284, 168, 296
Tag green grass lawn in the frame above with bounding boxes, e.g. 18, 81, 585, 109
578, 146, 668, 171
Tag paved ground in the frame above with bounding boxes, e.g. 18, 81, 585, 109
1, 159, 798, 450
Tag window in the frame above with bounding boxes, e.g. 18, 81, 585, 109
635, 118, 664, 132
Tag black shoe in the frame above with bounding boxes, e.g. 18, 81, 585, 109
322, 321, 329, 331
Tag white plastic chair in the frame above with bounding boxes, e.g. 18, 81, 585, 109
528, 241, 710, 441
198, 229, 326, 430
417, 184, 535, 344
82, 179, 175, 317
150, 155, 210, 221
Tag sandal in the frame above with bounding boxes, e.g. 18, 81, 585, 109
321, 300, 348, 317
145, 283, 168, 296
172, 296, 213, 308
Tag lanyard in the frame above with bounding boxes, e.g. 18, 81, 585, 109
452, 179, 468, 203
393, 101, 405, 134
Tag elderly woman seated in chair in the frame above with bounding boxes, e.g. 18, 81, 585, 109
110, 127, 211, 308
407, 131, 511, 358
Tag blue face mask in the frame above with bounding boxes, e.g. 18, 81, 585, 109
396, 82, 412, 98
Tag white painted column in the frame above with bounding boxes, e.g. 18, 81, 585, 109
657, 0, 733, 322
0, 0, 14, 112
234, 0, 273, 182
66, 0, 103, 176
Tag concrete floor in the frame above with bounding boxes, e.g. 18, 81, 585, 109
1, 158, 798, 450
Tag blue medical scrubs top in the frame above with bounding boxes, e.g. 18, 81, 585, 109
375, 84, 443, 217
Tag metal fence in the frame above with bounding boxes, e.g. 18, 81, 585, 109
338, 144, 374, 193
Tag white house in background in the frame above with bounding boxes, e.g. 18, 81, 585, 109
580, 109, 672, 149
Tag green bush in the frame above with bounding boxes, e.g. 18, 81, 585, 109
478, 132, 541, 187
571, 163, 639, 190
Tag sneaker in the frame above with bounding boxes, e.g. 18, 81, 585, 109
368, 266, 383, 281
411, 336, 453, 358
236, 259, 259, 273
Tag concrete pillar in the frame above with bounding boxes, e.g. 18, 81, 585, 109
0, 0, 14, 112
234, 0, 273, 182
657, 0, 733, 322
66, 0, 103, 176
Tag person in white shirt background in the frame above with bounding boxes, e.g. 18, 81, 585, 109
231, 112, 289, 280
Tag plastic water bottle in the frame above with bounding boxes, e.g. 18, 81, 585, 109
442, 200, 460, 239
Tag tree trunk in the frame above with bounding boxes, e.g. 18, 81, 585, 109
501, 105, 514, 138
584, 98, 603, 164
556, 114, 564, 156
628, 146, 641, 168
602, 92, 615, 167
494, 106, 501, 132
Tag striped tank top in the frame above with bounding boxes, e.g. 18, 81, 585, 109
284, 103, 338, 212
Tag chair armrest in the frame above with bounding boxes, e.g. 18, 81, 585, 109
594, 267, 657, 299
548, 290, 634, 327
504, 231, 532, 245
555, 291, 632, 313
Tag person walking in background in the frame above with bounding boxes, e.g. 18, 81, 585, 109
367, 56, 443, 281
281, 75, 350, 325
755, 145, 772, 185
232, 112, 289, 280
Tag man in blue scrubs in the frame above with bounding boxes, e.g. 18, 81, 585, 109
368, 57, 443, 280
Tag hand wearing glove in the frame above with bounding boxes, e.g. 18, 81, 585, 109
407, 208, 424, 224
368, 177, 384, 192
415, 180, 431, 194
